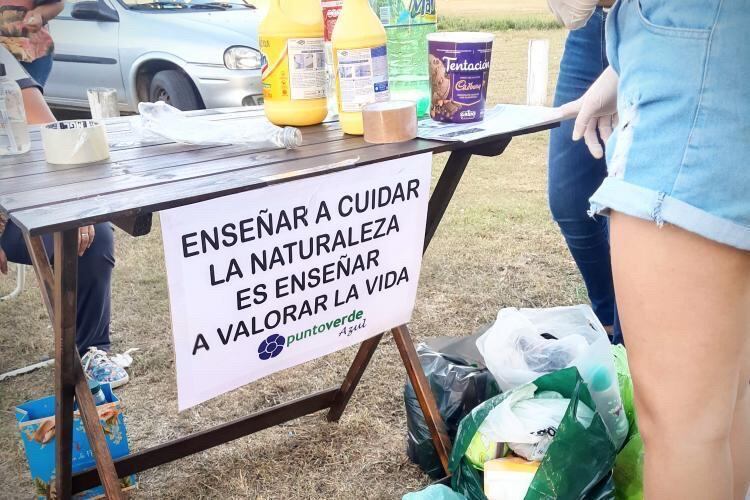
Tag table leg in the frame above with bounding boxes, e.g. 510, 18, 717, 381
53, 229, 78, 499
392, 324, 452, 472
26, 230, 124, 499
424, 150, 473, 252
74, 350, 126, 499
326, 334, 384, 422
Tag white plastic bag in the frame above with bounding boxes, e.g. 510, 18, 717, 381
477, 385, 594, 461
112, 102, 302, 149
476, 305, 628, 448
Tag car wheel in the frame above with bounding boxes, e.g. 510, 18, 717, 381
149, 69, 201, 111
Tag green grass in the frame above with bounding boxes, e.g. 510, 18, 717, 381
438, 15, 561, 32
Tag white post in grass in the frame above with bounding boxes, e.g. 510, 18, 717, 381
527, 39, 550, 106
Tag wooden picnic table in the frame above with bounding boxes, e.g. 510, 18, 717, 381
0, 107, 557, 499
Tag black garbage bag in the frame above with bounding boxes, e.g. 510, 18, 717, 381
405, 329, 500, 479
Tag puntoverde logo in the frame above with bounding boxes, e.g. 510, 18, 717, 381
257, 309, 365, 361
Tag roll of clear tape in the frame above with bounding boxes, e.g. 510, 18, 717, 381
362, 101, 417, 144
40, 119, 110, 165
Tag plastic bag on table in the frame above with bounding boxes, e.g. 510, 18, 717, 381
406, 338, 500, 479
112, 101, 302, 149
449, 368, 616, 500
477, 305, 628, 449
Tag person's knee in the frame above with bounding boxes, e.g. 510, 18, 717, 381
81, 224, 115, 273
636, 388, 734, 450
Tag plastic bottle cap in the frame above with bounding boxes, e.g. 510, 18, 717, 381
589, 365, 612, 392
88, 378, 102, 394
0, 64, 6, 77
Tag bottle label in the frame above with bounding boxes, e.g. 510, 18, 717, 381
378, 6, 391, 24
371, 0, 436, 26
336, 45, 390, 113
321, 0, 343, 42
260, 36, 326, 101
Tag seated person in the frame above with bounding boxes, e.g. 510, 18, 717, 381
0, 46, 129, 387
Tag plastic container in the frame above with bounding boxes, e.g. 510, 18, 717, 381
331, 0, 390, 135
259, 0, 328, 127
588, 364, 630, 447
0, 63, 30, 155
427, 32, 494, 123
370, 0, 436, 117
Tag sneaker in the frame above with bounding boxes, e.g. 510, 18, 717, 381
81, 347, 130, 389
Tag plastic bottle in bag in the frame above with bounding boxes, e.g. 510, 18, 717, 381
588, 365, 629, 445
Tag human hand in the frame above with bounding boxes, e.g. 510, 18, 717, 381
23, 9, 44, 32
0, 248, 7, 275
547, 0, 599, 29
557, 66, 619, 159
78, 225, 95, 256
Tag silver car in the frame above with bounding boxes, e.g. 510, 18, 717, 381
45, 0, 265, 112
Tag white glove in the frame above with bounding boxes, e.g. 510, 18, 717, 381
557, 66, 619, 159
547, 0, 599, 29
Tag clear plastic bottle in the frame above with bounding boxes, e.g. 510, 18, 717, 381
89, 380, 107, 405
588, 365, 629, 448
371, 0, 436, 117
0, 63, 30, 155
74, 379, 107, 410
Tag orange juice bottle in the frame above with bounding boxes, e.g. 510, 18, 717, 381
259, 0, 328, 126
331, 0, 389, 135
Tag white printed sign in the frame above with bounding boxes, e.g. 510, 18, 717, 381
160, 154, 432, 409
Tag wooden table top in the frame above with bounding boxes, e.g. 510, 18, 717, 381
0, 107, 556, 236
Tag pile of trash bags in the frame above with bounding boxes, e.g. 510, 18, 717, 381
403, 305, 644, 500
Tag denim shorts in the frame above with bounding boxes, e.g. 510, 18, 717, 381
589, 0, 750, 250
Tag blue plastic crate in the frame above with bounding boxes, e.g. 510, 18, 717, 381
15, 384, 136, 499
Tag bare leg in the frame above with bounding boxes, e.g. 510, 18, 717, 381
610, 212, 750, 500
731, 345, 750, 500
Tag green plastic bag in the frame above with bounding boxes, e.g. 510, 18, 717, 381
613, 433, 644, 500
611, 345, 644, 500
449, 367, 617, 500
612, 345, 637, 438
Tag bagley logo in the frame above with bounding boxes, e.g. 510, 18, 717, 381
257, 310, 366, 361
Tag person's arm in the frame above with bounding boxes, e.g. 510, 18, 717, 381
557, 65, 619, 159
22, 86, 56, 124
547, 0, 612, 30
23, 1, 64, 32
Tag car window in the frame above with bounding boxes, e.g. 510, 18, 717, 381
58, 0, 117, 18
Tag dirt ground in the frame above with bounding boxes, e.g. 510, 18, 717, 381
0, 28, 577, 499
